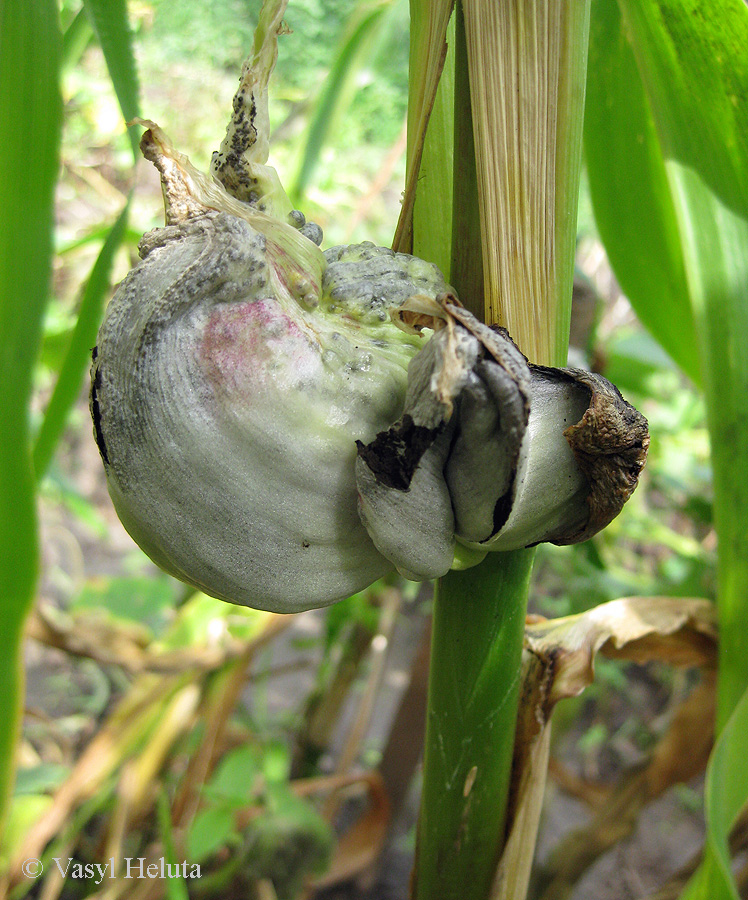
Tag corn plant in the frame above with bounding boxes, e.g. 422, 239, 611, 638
403, 2, 748, 898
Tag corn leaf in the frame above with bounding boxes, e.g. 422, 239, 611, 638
584, 1, 701, 385
82, 0, 141, 161
620, 1, 748, 219
615, 0, 748, 725
408, 15, 454, 281
289, 0, 397, 204
157, 791, 190, 900
679, 685, 748, 900
33, 198, 131, 481
392, 0, 454, 256
608, 1, 748, 896
667, 175, 748, 726
447, 5, 480, 313
61, 5, 94, 74
0, 0, 62, 833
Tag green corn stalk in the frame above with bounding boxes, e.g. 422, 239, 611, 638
406, 1, 591, 897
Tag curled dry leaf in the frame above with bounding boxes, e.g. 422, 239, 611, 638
524, 595, 717, 704
489, 596, 717, 900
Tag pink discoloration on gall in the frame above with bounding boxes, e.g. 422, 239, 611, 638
199, 299, 322, 400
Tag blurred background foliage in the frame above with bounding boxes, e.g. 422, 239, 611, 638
1, 0, 727, 897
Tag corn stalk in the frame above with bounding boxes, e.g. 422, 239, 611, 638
405, 2, 591, 897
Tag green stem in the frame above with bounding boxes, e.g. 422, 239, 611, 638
408, 0, 590, 896
410, 7, 542, 899
449, 0, 482, 319
413, 550, 535, 900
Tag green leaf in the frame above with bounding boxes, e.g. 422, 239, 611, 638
392, 0, 454, 257
61, 4, 94, 75
679, 685, 748, 900
290, 0, 395, 203
0, 0, 62, 834
0, 795, 53, 869
261, 741, 291, 785
14, 764, 70, 796
620, 0, 748, 220
70, 573, 179, 635
604, 330, 679, 397
607, 3, 748, 896
616, 0, 748, 728
56, 221, 140, 256
666, 171, 748, 730
205, 745, 262, 804
157, 791, 189, 900
33, 198, 130, 480
584, 1, 701, 384
187, 805, 240, 863
410, 11, 454, 281
82, 0, 141, 161
155, 593, 271, 652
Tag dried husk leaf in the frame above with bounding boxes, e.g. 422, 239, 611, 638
306, 772, 391, 891
490, 651, 553, 900
210, 0, 294, 215
137, 121, 325, 309
461, 0, 589, 363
